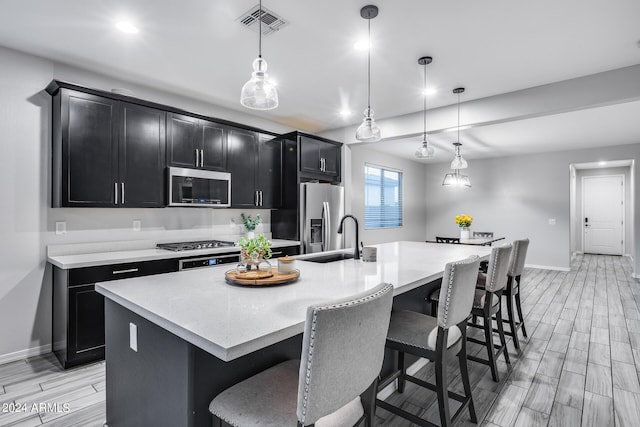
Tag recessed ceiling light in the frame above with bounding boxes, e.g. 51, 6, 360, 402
116, 21, 139, 34
598, 161, 607, 166
339, 109, 352, 117
353, 40, 370, 50
422, 88, 437, 96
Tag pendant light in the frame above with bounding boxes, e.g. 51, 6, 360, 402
415, 56, 434, 159
240, 0, 278, 110
443, 88, 471, 187
355, 5, 381, 142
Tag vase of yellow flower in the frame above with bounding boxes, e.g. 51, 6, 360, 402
455, 214, 473, 240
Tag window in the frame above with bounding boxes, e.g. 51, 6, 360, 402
364, 164, 403, 228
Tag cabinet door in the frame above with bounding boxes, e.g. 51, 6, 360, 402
62, 90, 118, 207
257, 135, 282, 208
119, 103, 166, 207
228, 128, 258, 207
167, 113, 199, 168
300, 135, 321, 174
200, 120, 227, 171
68, 284, 105, 359
319, 141, 340, 177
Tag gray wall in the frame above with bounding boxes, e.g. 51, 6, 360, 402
348, 145, 427, 245
574, 167, 632, 254
424, 145, 640, 271
0, 45, 290, 361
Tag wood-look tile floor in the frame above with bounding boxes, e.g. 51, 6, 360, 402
0, 254, 637, 427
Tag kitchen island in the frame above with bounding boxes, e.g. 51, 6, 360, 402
96, 241, 492, 427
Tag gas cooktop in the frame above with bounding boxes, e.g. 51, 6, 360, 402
156, 240, 236, 252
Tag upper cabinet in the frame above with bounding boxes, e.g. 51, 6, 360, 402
167, 113, 227, 171
227, 128, 282, 209
283, 132, 342, 183
50, 87, 165, 208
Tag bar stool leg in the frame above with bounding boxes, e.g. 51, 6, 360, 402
397, 351, 406, 393
483, 312, 499, 382
458, 331, 477, 423
505, 290, 520, 351
435, 353, 452, 427
361, 378, 378, 427
496, 305, 510, 365
514, 277, 527, 338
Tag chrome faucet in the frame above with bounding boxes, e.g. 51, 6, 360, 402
337, 215, 360, 260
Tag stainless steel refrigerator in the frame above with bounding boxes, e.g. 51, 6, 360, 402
300, 183, 344, 253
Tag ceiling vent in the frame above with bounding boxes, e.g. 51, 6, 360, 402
237, 4, 288, 36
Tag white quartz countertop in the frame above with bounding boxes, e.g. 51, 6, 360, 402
96, 241, 492, 362
47, 239, 300, 269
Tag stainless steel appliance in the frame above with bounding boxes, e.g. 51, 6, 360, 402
300, 183, 344, 253
156, 240, 235, 251
168, 167, 231, 207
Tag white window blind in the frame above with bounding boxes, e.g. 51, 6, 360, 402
364, 164, 403, 228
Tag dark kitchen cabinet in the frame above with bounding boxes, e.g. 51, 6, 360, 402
228, 128, 282, 208
167, 113, 227, 171
283, 131, 341, 183
52, 259, 177, 369
50, 87, 166, 208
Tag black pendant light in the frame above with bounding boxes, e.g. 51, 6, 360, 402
355, 5, 381, 142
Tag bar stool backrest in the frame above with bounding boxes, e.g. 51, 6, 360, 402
473, 231, 494, 238
485, 244, 513, 293
296, 282, 394, 425
437, 256, 481, 329
508, 239, 530, 277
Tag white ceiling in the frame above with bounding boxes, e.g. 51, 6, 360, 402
1, 0, 639, 161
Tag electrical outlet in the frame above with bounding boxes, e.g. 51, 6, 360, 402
129, 322, 138, 352
55, 221, 66, 235
133, 220, 141, 231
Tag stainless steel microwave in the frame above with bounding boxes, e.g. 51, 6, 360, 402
168, 167, 231, 207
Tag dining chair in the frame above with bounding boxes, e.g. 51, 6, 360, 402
472, 231, 494, 238
466, 244, 513, 382
435, 236, 460, 244
209, 282, 394, 427
377, 256, 480, 427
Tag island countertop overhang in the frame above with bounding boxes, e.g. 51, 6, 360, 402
96, 241, 493, 361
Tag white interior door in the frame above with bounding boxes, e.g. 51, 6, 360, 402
583, 175, 624, 255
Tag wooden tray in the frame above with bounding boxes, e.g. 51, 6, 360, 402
225, 267, 300, 286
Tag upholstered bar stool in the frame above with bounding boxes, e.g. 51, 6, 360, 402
209, 282, 393, 427
466, 244, 513, 382
502, 238, 530, 351
377, 256, 481, 427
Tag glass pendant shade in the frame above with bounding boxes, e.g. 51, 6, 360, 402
415, 138, 435, 159
442, 170, 471, 187
450, 152, 468, 169
240, 57, 278, 110
356, 107, 381, 142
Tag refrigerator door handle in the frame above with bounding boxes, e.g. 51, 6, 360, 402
323, 201, 331, 251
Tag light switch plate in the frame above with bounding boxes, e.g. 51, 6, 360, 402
55, 221, 66, 235
129, 322, 138, 352
133, 220, 141, 232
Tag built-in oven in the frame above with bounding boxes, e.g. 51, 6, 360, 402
168, 167, 231, 207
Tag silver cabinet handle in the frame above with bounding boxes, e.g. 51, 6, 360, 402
254, 191, 259, 206
259, 190, 263, 206
114, 183, 119, 205
121, 182, 125, 204
321, 158, 324, 171
112, 268, 139, 275
195, 149, 199, 167
200, 149, 204, 167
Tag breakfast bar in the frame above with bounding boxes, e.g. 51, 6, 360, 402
96, 241, 492, 426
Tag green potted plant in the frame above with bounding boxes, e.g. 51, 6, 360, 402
237, 234, 272, 270
241, 213, 261, 238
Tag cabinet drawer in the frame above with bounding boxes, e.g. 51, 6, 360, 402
69, 259, 178, 286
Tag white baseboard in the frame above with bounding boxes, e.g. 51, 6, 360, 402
0, 344, 51, 365
526, 264, 571, 272
377, 357, 430, 400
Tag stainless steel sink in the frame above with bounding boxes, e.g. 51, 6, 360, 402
301, 253, 355, 263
